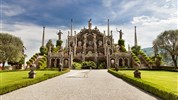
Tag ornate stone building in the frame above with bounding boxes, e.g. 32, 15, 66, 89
46, 19, 133, 69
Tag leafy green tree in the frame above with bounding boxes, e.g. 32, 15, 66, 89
153, 30, 178, 68
0, 33, 24, 69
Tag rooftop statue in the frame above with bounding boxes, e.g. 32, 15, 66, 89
88, 19, 92, 29
57, 30, 63, 40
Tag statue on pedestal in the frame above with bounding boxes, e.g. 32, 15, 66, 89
88, 19, 92, 29
57, 30, 63, 40
116, 28, 123, 39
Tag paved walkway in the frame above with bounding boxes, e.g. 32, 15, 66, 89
1, 70, 160, 100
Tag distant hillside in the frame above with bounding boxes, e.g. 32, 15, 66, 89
142, 47, 154, 57
142, 47, 174, 66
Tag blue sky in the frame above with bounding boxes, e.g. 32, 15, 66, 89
1, 0, 177, 61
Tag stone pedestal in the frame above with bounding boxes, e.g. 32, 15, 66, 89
28, 64, 36, 78
28, 70, 36, 78
134, 70, 141, 78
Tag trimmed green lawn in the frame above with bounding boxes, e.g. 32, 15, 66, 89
0, 70, 69, 94
118, 70, 178, 94
0, 71, 61, 88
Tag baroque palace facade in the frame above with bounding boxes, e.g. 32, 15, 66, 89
46, 19, 134, 69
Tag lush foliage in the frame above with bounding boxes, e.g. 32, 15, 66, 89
72, 62, 82, 70
131, 45, 141, 56
108, 69, 178, 100
118, 39, 125, 46
82, 61, 97, 69
131, 52, 140, 63
56, 40, 63, 47
139, 50, 154, 64
26, 53, 39, 67
0, 69, 70, 95
153, 30, 178, 68
46, 39, 54, 52
120, 45, 127, 52
38, 56, 47, 69
117, 39, 127, 52
0, 33, 24, 69
40, 46, 47, 55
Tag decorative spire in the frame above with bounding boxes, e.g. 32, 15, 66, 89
134, 26, 138, 46
74, 31, 76, 35
42, 26, 45, 47
111, 30, 113, 36
68, 31, 69, 36
71, 19, 73, 36
107, 19, 110, 36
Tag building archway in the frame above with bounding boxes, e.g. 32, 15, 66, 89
51, 59, 55, 67
56, 59, 60, 68
124, 59, 129, 67
119, 58, 123, 67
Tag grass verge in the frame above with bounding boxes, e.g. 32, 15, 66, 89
108, 69, 178, 100
0, 69, 70, 95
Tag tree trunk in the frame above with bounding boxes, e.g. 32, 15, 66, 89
2, 62, 5, 70
171, 55, 177, 69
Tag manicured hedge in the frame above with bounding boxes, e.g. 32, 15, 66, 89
139, 50, 153, 64
131, 52, 140, 63
108, 69, 178, 100
38, 56, 47, 69
0, 69, 70, 95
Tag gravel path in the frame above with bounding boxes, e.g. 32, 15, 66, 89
0, 70, 160, 100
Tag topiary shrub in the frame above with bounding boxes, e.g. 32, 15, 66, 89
26, 61, 32, 66
118, 39, 125, 46
40, 46, 47, 55
72, 62, 82, 70
38, 56, 47, 69
120, 45, 127, 52
131, 52, 140, 63
56, 40, 63, 47
131, 46, 141, 56
82, 61, 97, 69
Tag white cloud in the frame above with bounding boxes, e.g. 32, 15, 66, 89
2, 22, 69, 62
1, 0, 177, 63
2, 4, 25, 16
131, 16, 160, 25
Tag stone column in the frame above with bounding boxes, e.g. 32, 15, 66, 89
54, 58, 57, 67
83, 34, 87, 54
93, 34, 97, 62
70, 52, 73, 68
104, 37, 107, 56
